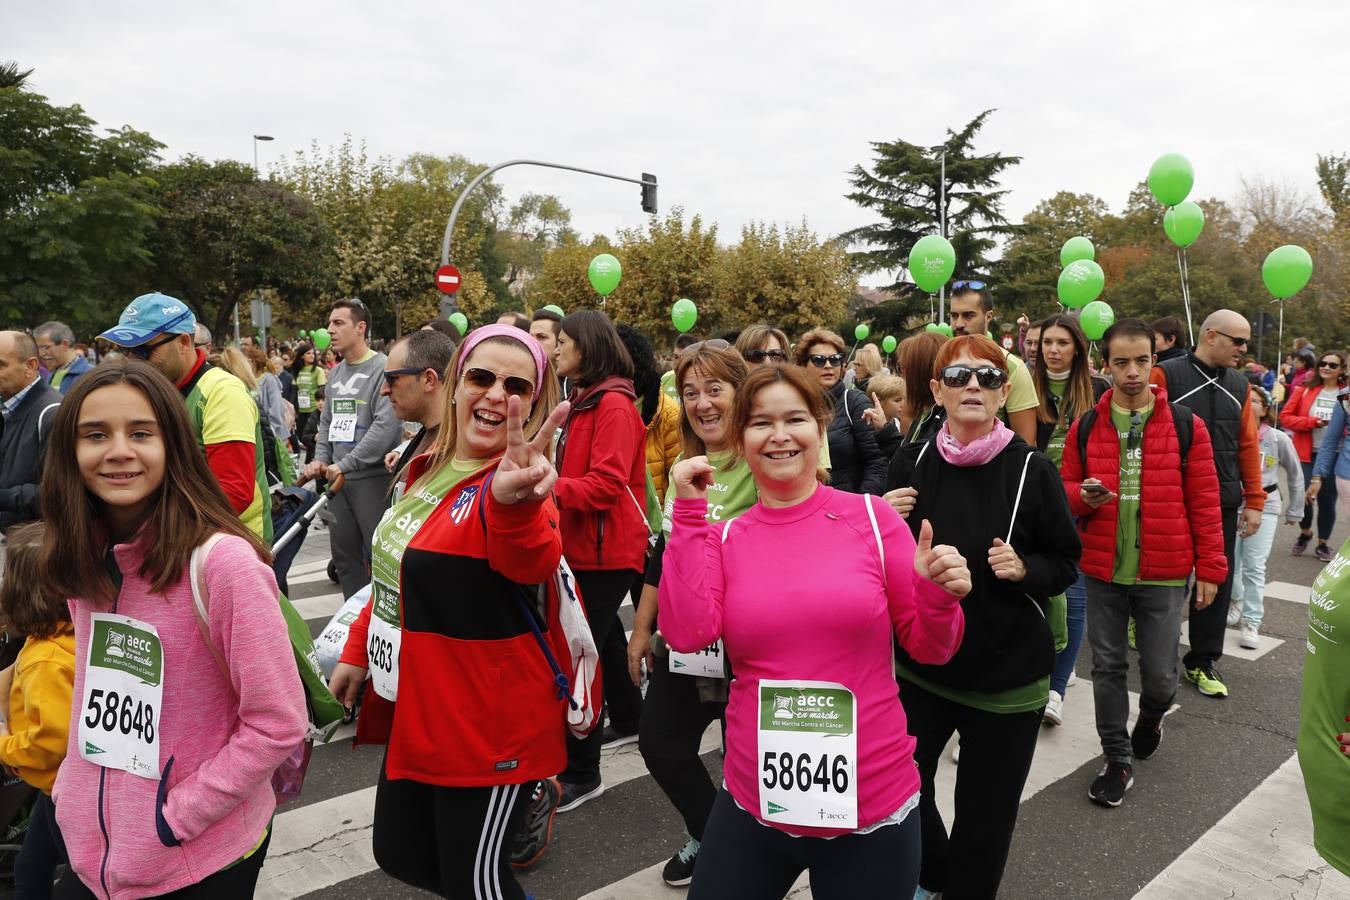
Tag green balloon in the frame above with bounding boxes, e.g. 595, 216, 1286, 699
1262, 245, 1314, 299
1060, 236, 1095, 267
588, 253, 622, 296
924, 322, 954, 337
671, 298, 698, 334
448, 312, 469, 336
1057, 259, 1105, 308
1079, 300, 1115, 341
908, 235, 957, 293
311, 327, 331, 350
1163, 201, 1205, 248
882, 335, 897, 354
854, 324, 870, 341
1147, 153, 1194, 207
541, 304, 564, 317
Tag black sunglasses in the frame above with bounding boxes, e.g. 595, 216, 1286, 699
685, 339, 731, 353
461, 366, 534, 397
744, 348, 787, 363
940, 365, 1008, 389
127, 334, 178, 360
1319, 360, 1342, 369
383, 366, 433, 386
951, 280, 988, 292
808, 353, 845, 368
1212, 329, 1249, 348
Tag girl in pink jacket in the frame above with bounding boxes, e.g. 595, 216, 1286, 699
659, 364, 970, 899
38, 359, 307, 899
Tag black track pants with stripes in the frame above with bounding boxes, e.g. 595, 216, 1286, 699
373, 764, 530, 900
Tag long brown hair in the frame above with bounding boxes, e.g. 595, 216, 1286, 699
674, 344, 749, 459
898, 332, 946, 420
40, 359, 271, 607
730, 364, 832, 484
0, 522, 69, 639
1034, 314, 1095, 426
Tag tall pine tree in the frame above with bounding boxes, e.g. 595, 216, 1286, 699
842, 109, 1021, 320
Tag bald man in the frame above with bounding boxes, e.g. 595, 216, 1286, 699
0, 331, 63, 529
1150, 309, 1262, 699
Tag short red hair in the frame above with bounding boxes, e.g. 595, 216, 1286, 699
932, 334, 1005, 377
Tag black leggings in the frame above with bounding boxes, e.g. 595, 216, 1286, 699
53, 830, 271, 898
639, 656, 724, 840
689, 790, 920, 900
372, 766, 530, 900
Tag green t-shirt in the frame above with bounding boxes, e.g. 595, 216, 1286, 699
1045, 378, 1069, 468
896, 665, 1050, 715
1299, 537, 1350, 877
660, 369, 678, 403
1110, 400, 1183, 587
294, 365, 326, 413
185, 366, 271, 542
661, 449, 758, 536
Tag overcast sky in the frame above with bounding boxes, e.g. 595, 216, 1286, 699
10, 1, 1348, 285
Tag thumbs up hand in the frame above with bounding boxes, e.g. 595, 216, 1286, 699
913, 519, 971, 598
988, 537, 1026, 582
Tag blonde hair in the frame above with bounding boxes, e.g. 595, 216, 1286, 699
854, 344, 884, 379
866, 373, 904, 402
216, 346, 258, 391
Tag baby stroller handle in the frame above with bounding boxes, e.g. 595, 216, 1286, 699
273, 473, 345, 554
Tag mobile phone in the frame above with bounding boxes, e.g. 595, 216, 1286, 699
1082, 482, 1110, 496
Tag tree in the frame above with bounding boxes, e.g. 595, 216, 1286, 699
1316, 153, 1350, 227
994, 192, 1111, 314
494, 192, 576, 299
717, 222, 853, 342
0, 78, 161, 333
143, 158, 335, 341
842, 109, 1022, 317
0, 61, 33, 89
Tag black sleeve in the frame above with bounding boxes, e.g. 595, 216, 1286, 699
1016, 453, 1082, 597
876, 420, 903, 460
644, 532, 666, 587
849, 391, 888, 495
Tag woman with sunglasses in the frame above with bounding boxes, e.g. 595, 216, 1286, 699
326, 324, 570, 900
794, 328, 887, 495
1281, 350, 1347, 561
659, 363, 969, 899
551, 310, 650, 810
1032, 314, 1109, 727
887, 335, 1080, 899
733, 323, 790, 369
626, 342, 752, 886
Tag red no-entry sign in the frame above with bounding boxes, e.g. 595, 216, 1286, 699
434, 264, 462, 295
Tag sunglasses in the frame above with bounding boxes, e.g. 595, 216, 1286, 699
383, 366, 433, 386
808, 353, 845, 368
1319, 360, 1342, 369
744, 348, 787, 363
951, 280, 988, 292
685, 339, 731, 353
461, 366, 534, 397
940, 365, 1008, 389
1212, 329, 1249, 348
127, 335, 178, 360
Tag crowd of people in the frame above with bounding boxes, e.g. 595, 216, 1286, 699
0, 282, 1346, 899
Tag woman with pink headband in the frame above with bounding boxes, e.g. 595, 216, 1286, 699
328, 324, 568, 899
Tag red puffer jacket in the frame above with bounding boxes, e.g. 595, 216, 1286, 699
554, 376, 650, 572
1061, 388, 1227, 585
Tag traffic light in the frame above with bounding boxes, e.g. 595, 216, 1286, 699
641, 173, 658, 214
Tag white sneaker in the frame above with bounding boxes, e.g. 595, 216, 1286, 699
1239, 621, 1260, 649
1226, 605, 1241, 628
1043, 690, 1064, 727
950, 741, 960, 763
1066, 670, 1078, 688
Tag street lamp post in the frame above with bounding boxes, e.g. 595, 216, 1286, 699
241, 135, 275, 345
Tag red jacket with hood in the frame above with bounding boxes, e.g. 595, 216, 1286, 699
554, 376, 650, 573
1280, 382, 1342, 463
1061, 387, 1228, 585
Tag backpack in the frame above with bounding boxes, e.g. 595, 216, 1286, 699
1075, 402, 1194, 474
479, 471, 604, 739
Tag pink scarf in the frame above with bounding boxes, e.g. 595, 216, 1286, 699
935, 418, 1015, 467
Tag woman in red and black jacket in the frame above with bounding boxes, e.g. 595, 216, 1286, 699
328, 325, 569, 900
551, 310, 650, 811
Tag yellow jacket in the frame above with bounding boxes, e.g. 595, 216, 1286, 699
645, 390, 683, 500
1, 630, 76, 793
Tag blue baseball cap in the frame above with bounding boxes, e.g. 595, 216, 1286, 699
100, 293, 197, 347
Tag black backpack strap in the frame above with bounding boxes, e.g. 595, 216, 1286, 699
1169, 402, 1193, 474
1075, 407, 1098, 469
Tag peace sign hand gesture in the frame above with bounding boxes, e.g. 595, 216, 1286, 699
491, 396, 571, 505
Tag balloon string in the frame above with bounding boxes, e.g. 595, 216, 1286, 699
929, 292, 935, 323
1176, 249, 1194, 347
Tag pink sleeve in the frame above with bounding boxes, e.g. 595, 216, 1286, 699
657, 497, 725, 653
875, 501, 965, 665
163, 538, 308, 842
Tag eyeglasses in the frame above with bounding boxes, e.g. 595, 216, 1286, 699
685, 339, 731, 353
744, 348, 787, 363
808, 353, 845, 368
1319, 360, 1342, 370
1212, 329, 1249, 348
383, 367, 433, 386
461, 366, 534, 397
126, 335, 177, 360
951, 280, 988, 292
940, 365, 1008, 389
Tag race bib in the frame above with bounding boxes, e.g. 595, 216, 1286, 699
298, 389, 312, 409
368, 581, 401, 701
669, 639, 726, 678
330, 398, 358, 442
78, 614, 164, 780
757, 680, 857, 829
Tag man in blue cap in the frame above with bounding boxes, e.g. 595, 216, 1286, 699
101, 294, 271, 541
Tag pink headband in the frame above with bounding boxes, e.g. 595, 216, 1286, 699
456, 323, 548, 387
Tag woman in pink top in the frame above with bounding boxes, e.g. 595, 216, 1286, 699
38, 360, 307, 899
660, 365, 970, 899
